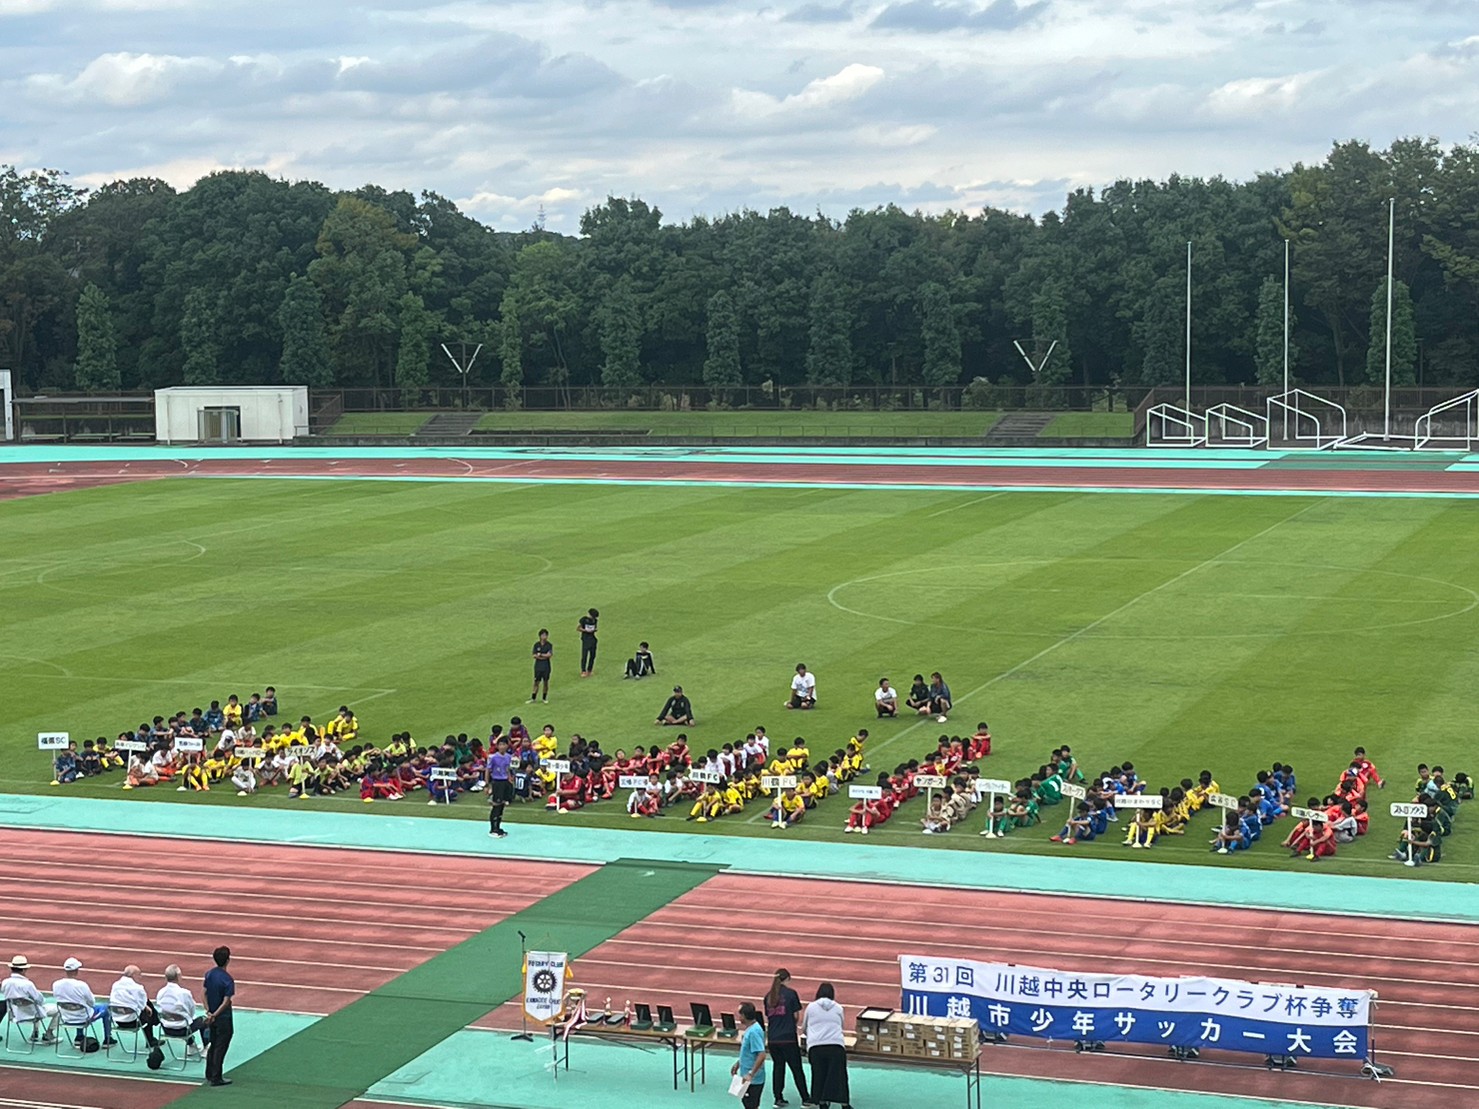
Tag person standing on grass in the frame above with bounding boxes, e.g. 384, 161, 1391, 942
486, 736, 514, 838
203, 947, 235, 1087
763, 969, 810, 1107
529, 629, 553, 703
577, 608, 599, 677
732, 1002, 769, 1109
801, 981, 851, 1109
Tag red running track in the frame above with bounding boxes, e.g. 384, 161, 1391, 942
477, 873, 1479, 1109
2, 454, 1478, 495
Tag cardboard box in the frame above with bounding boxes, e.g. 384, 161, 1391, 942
899, 1038, 929, 1057
875, 1040, 903, 1055
856, 1008, 894, 1037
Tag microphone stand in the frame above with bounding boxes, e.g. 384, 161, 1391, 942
511, 930, 535, 1042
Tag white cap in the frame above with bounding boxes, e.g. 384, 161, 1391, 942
62, 957, 83, 972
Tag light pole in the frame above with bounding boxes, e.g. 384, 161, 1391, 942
1383, 197, 1395, 440
1282, 238, 1290, 441
1185, 241, 1192, 410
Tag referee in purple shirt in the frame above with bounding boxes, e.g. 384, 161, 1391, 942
487, 736, 514, 838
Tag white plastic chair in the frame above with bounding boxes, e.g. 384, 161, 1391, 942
54, 1000, 103, 1056
3, 997, 48, 1053
107, 1002, 144, 1061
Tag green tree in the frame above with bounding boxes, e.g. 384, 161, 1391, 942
73, 282, 118, 391
395, 292, 432, 392
598, 276, 643, 392
805, 270, 852, 387
1027, 279, 1071, 404
1366, 277, 1417, 385
918, 281, 961, 388
180, 288, 221, 385
703, 289, 742, 399
1134, 277, 1182, 386
277, 274, 333, 386
498, 297, 523, 407
1253, 276, 1296, 386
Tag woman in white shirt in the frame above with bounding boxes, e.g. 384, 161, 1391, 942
799, 981, 850, 1109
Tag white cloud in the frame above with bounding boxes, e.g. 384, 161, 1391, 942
2, 0, 1477, 225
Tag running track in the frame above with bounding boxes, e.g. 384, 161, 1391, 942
4, 831, 1474, 1109
2, 452, 1479, 496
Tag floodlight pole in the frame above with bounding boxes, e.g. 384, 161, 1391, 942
1383, 197, 1395, 440
1185, 241, 1193, 410
441, 341, 483, 409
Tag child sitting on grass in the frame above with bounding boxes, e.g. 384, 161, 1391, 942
1051, 801, 1094, 845
769, 786, 806, 829
979, 793, 1010, 838
921, 794, 951, 834
1211, 810, 1249, 854
1124, 805, 1157, 849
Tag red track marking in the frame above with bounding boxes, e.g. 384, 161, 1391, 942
1, 455, 1476, 495
5, 830, 593, 1017
471, 874, 1478, 1109
0, 1067, 192, 1109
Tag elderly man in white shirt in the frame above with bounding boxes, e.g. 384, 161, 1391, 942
155, 964, 205, 1058
52, 956, 114, 1046
109, 965, 160, 1047
2, 955, 58, 1042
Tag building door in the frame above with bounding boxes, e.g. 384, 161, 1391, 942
198, 406, 241, 443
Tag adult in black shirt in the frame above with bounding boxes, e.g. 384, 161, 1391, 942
578, 609, 599, 677
906, 673, 932, 714
656, 686, 695, 726
763, 969, 809, 1107
529, 629, 553, 703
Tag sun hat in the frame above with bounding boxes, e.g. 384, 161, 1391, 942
8, 956, 28, 970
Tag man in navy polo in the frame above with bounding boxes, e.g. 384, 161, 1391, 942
203, 946, 235, 1087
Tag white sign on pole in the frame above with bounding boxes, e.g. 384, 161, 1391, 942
524, 951, 570, 1024
914, 774, 948, 790
1058, 782, 1086, 801
848, 785, 883, 800
543, 759, 572, 775
689, 768, 722, 784
37, 732, 70, 750
113, 739, 148, 753
1114, 794, 1164, 810
235, 748, 265, 761
618, 775, 649, 790
1208, 792, 1240, 810
1389, 802, 1428, 819
1289, 806, 1328, 823
173, 736, 205, 753
761, 775, 797, 790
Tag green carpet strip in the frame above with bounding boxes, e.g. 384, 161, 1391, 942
167, 858, 719, 1108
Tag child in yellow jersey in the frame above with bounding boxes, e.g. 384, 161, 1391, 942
534, 726, 559, 760
1188, 770, 1219, 812
687, 783, 723, 822
784, 739, 810, 772
1161, 789, 1189, 834
768, 787, 806, 828
1124, 806, 1157, 848
847, 730, 869, 771
718, 779, 745, 816
181, 755, 211, 792
202, 753, 228, 782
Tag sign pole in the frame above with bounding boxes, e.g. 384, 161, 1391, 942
978, 778, 1015, 839
39, 731, 70, 785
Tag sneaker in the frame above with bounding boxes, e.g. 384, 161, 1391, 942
238, 790, 249, 797
177, 785, 188, 792
978, 829, 991, 836
1064, 838, 1076, 845
1049, 835, 1062, 843
1306, 852, 1316, 861
1217, 847, 1229, 855
495, 829, 508, 838
772, 820, 784, 829
937, 715, 948, 724
631, 812, 642, 819
860, 825, 868, 835
845, 826, 855, 834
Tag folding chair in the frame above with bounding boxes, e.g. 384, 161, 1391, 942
54, 1000, 104, 1057
3, 997, 49, 1054
157, 1006, 199, 1071
107, 1003, 145, 1062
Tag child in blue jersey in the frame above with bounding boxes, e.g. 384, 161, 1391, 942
1212, 810, 1249, 854
1240, 800, 1263, 844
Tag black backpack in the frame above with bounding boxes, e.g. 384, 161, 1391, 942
147, 1044, 166, 1070
79, 1034, 102, 1053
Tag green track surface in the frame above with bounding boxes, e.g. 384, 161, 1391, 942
5, 477, 1475, 879
470, 409, 1004, 436
165, 858, 716, 1108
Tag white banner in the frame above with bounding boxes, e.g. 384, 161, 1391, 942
1114, 794, 1163, 809
173, 736, 204, 753
914, 774, 948, 790
1058, 783, 1086, 800
1390, 802, 1427, 819
761, 775, 797, 789
37, 732, 70, 750
524, 951, 570, 1024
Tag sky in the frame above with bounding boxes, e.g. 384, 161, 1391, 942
2, 0, 1477, 232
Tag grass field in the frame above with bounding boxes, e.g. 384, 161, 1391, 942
5, 478, 1475, 880
471, 410, 1004, 436
324, 413, 432, 435
1041, 412, 1135, 437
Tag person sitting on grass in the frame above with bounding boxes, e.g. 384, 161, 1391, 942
628, 773, 663, 818
624, 641, 657, 679
844, 774, 890, 835
874, 678, 898, 718
906, 674, 931, 714
968, 723, 992, 760
769, 786, 806, 829
1124, 804, 1157, 849
1281, 798, 1324, 855
52, 742, 80, 785
180, 753, 211, 792
1051, 801, 1095, 845
1056, 746, 1084, 784
1454, 772, 1474, 801
1033, 765, 1064, 807
203, 701, 225, 734
927, 672, 952, 722
1391, 818, 1441, 865
666, 734, 692, 767
979, 792, 1010, 838
1330, 801, 1360, 846
77, 740, 102, 778
95, 737, 124, 771
656, 686, 695, 726
1239, 797, 1264, 846
1301, 817, 1336, 861
1211, 810, 1249, 854
1351, 746, 1385, 790
123, 750, 157, 790
231, 758, 258, 797
947, 779, 976, 826
1187, 769, 1219, 812
921, 793, 951, 834
786, 664, 817, 711
1002, 786, 1039, 833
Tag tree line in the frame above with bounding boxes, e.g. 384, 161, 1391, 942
3, 136, 1476, 402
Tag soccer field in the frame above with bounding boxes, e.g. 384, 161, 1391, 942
4, 477, 1474, 879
